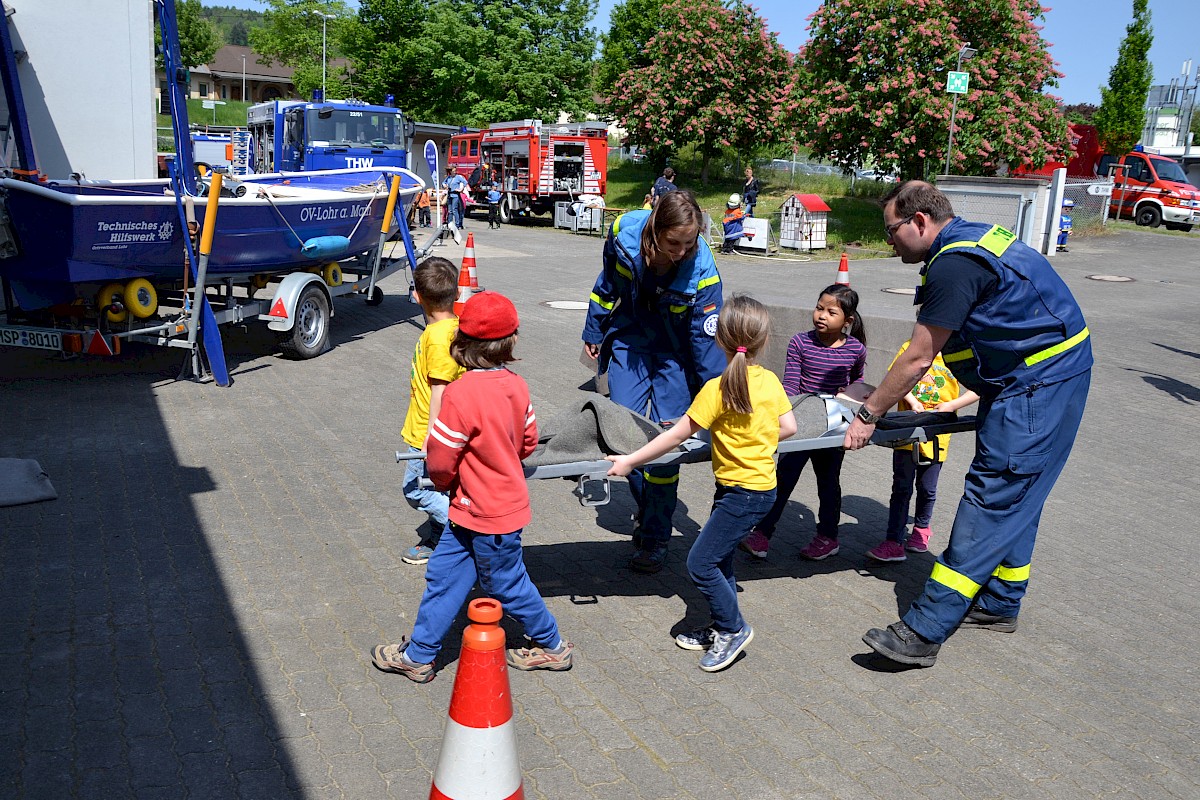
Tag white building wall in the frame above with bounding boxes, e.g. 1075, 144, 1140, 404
4, 0, 156, 179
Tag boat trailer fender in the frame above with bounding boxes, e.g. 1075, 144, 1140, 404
262, 272, 334, 332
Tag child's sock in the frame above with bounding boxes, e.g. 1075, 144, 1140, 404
545, 639, 568, 654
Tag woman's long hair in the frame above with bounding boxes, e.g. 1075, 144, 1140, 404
716, 295, 771, 415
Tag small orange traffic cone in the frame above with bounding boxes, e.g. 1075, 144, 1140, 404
428, 599, 523, 800
452, 257, 472, 317
835, 252, 850, 286
462, 233, 482, 293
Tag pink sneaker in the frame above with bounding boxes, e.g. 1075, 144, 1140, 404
740, 529, 770, 558
906, 527, 932, 553
799, 535, 839, 560
867, 539, 907, 562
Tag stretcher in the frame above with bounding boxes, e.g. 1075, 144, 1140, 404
396, 395, 976, 508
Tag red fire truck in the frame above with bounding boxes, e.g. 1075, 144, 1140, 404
447, 119, 609, 222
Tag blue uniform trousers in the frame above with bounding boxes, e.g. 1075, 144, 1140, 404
606, 341, 691, 547
904, 371, 1090, 643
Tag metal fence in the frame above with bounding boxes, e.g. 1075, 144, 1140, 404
1061, 178, 1113, 234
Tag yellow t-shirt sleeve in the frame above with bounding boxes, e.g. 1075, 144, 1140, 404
685, 377, 723, 430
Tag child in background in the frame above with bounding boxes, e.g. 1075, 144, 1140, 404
373, 292, 573, 682
398, 257, 464, 565
642, 193, 653, 210
721, 193, 747, 254
741, 284, 868, 561
486, 182, 502, 229
866, 342, 978, 562
608, 296, 797, 672
416, 188, 432, 227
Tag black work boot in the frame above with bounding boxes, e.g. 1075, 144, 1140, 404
960, 607, 1019, 633
862, 621, 940, 667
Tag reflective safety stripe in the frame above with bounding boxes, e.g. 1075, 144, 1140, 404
589, 292, 615, 310
977, 225, 1017, 257
697, 275, 721, 290
942, 348, 974, 363
993, 563, 1031, 582
1024, 327, 1090, 367
643, 471, 679, 485
614, 262, 633, 280
669, 305, 686, 313
930, 562, 981, 599
612, 213, 628, 236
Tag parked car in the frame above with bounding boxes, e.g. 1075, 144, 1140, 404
765, 159, 835, 175
856, 168, 897, 183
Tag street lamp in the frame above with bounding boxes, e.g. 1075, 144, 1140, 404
309, 10, 335, 99
241, 54, 246, 103
944, 43, 978, 175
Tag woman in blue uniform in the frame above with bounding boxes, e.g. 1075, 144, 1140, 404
582, 191, 726, 573
846, 181, 1092, 667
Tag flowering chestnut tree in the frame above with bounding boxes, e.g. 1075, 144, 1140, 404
790, 0, 1070, 179
605, 0, 793, 183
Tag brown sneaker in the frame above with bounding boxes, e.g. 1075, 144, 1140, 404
371, 639, 435, 683
506, 639, 574, 671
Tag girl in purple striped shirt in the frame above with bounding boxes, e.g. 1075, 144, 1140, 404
740, 284, 867, 560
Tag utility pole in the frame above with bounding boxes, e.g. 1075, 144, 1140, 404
241, 54, 246, 103
944, 43, 978, 175
310, 10, 335, 99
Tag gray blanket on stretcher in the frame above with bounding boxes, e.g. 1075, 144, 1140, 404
0, 458, 58, 507
524, 392, 833, 468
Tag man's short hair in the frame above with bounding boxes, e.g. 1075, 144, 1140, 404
882, 181, 955, 223
663, 167, 676, 180
413, 256, 459, 310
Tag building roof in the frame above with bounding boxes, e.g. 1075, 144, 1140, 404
203, 44, 351, 82
788, 193, 831, 213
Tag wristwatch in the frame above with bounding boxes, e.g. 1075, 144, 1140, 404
856, 405, 882, 425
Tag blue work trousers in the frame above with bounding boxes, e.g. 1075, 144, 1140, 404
606, 342, 691, 546
407, 522, 561, 664
402, 445, 448, 544
904, 371, 1090, 643
886, 452, 944, 541
687, 485, 776, 634
755, 449, 845, 539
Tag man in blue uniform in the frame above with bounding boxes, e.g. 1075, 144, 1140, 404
582, 191, 726, 573
845, 181, 1092, 667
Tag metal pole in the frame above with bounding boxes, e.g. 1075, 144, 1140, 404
321, 16, 327, 98
241, 55, 246, 103
945, 48, 965, 175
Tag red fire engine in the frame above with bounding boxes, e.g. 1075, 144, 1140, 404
447, 119, 609, 222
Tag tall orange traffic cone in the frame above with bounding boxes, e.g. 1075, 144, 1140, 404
429, 599, 523, 800
452, 257, 472, 316
462, 233, 482, 293
835, 252, 850, 286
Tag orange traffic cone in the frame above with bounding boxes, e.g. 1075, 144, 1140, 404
462, 233, 482, 293
835, 252, 850, 286
452, 257, 472, 317
429, 599, 523, 800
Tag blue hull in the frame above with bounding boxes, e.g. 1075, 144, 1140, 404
0, 167, 422, 308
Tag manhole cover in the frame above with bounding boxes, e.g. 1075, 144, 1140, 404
543, 300, 589, 310
1087, 275, 1134, 282
882, 287, 917, 295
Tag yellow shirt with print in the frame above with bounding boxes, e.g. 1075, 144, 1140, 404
401, 317, 464, 449
889, 340, 964, 462
686, 365, 793, 491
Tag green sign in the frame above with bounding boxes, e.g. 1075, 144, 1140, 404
946, 71, 970, 94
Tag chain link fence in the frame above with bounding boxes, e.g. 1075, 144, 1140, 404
1061, 178, 1112, 235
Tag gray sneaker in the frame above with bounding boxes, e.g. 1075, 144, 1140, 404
699, 625, 754, 672
371, 639, 435, 683
506, 639, 574, 671
675, 626, 716, 651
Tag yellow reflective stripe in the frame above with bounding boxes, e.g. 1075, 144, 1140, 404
643, 471, 679, 485
1024, 327, 1090, 367
993, 563, 1031, 582
614, 262, 632, 280
930, 562, 981, 599
669, 305, 686, 313
942, 348, 974, 363
929, 240, 978, 268
590, 292, 614, 310
977, 225, 1017, 257
697, 275, 721, 290
612, 212, 629, 236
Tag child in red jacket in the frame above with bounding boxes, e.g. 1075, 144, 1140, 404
372, 291, 573, 682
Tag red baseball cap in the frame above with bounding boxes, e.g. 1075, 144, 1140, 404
458, 291, 519, 340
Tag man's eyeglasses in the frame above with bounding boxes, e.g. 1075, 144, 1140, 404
884, 215, 914, 239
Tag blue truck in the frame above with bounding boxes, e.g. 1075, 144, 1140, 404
246, 98, 414, 173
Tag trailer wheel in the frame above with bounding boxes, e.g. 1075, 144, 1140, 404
277, 285, 330, 359
97, 282, 127, 324
322, 262, 343, 287
124, 279, 159, 319
1135, 206, 1162, 228
365, 286, 384, 306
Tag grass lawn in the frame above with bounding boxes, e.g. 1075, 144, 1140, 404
157, 99, 254, 151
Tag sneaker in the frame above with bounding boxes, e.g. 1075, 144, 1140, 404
862, 621, 940, 668
739, 529, 770, 559
371, 639, 435, 683
674, 626, 716, 651
401, 543, 434, 565
699, 625, 754, 672
629, 544, 668, 574
867, 540, 907, 562
799, 535, 840, 560
506, 639, 574, 671
960, 607, 1019, 633
905, 526, 932, 553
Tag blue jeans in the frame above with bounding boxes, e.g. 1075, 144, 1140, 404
686, 484, 776, 634
407, 522, 561, 664
402, 445, 448, 545
447, 193, 464, 228
755, 449, 845, 539
886, 451, 943, 541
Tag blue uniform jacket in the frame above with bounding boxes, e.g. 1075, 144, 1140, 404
582, 210, 725, 392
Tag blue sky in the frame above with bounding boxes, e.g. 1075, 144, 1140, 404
213, 0, 1199, 106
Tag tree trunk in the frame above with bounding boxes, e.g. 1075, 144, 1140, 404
700, 149, 713, 186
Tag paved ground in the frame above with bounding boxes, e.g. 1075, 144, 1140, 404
2, 219, 1198, 799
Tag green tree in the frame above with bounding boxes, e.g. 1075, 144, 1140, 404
1094, 0, 1153, 154
595, 0, 666, 94
339, 0, 431, 112
791, 0, 1069, 180
228, 20, 250, 47
605, 0, 793, 184
158, 0, 221, 68
249, 0, 355, 100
